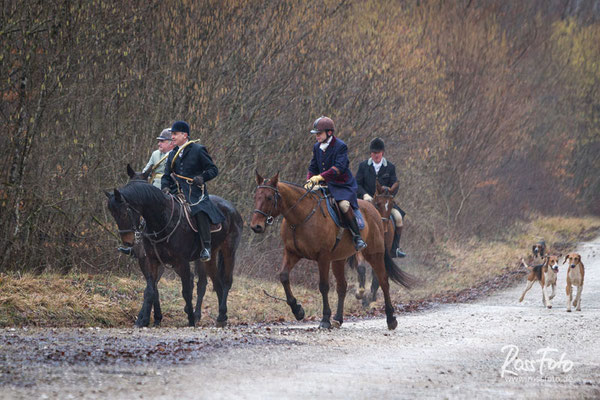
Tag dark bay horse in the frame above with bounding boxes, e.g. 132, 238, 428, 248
105, 165, 243, 327
352, 180, 400, 306
250, 171, 413, 330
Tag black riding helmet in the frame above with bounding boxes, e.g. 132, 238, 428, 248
370, 137, 385, 152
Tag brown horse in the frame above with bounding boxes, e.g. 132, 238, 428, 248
105, 165, 243, 327
353, 180, 401, 305
250, 171, 413, 330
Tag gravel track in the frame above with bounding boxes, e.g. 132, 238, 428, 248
1, 237, 599, 399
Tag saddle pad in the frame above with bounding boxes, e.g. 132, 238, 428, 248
325, 196, 365, 230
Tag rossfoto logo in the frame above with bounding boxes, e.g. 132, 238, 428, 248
501, 345, 574, 379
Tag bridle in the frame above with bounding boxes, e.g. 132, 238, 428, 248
117, 202, 144, 242
253, 182, 326, 249
253, 184, 281, 225
374, 193, 394, 222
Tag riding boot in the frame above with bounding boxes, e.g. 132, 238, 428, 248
391, 226, 406, 258
343, 210, 367, 251
194, 212, 212, 262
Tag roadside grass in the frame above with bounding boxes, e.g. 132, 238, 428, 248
1, 216, 598, 328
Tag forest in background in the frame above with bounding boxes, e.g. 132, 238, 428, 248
2, 0, 599, 273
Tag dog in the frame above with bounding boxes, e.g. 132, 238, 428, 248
564, 253, 585, 312
532, 239, 546, 259
519, 255, 560, 309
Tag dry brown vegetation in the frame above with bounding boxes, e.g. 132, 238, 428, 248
1, 1, 599, 275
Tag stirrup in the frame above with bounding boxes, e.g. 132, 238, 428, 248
353, 236, 367, 251
118, 246, 135, 257
200, 248, 211, 262
394, 248, 406, 258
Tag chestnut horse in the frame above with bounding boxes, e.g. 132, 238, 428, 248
105, 165, 243, 327
250, 171, 413, 330
352, 180, 400, 306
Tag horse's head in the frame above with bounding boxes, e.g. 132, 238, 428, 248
373, 180, 399, 221
104, 187, 143, 247
127, 163, 150, 181
251, 170, 280, 233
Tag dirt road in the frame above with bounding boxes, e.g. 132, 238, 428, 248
1, 237, 599, 399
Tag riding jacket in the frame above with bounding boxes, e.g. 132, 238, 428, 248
355, 157, 405, 217
161, 141, 225, 223
307, 135, 359, 210
143, 149, 169, 189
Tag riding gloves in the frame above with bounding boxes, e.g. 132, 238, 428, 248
304, 175, 324, 189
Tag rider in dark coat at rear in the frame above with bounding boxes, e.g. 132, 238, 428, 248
355, 137, 406, 258
161, 120, 224, 262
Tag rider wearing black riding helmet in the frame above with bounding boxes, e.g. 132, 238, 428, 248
355, 137, 406, 258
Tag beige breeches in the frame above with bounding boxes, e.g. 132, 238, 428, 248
338, 200, 350, 213
391, 208, 403, 227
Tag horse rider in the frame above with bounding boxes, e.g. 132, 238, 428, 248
355, 137, 406, 258
117, 128, 175, 257
305, 116, 367, 251
143, 128, 175, 188
161, 120, 225, 262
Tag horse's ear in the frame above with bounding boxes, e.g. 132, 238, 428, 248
376, 180, 383, 194
114, 188, 123, 202
255, 170, 263, 185
126, 164, 135, 179
142, 169, 151, 181
390, 181, 399, 195
271, 171, 279, 187
103, 190, 112, 199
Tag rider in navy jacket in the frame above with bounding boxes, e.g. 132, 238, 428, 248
306, 116, 366, 251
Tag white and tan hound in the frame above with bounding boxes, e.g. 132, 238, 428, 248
564, 253, 585, 312
519, 255, 560, 309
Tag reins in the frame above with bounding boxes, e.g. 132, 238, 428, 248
254, 182, 326, 250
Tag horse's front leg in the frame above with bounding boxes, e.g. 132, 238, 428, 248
152, 264, 165, 326
136, 256, 154, 327
175, 261, 195, 327
331, 259, 347, 328
317, 257, 332, 329
194, 260, 208, 323
279, 250, 304, 321
216, 249, 235, 328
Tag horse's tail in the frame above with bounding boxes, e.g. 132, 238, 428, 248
384, 251, 415, 289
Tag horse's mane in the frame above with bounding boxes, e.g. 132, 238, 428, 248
280, 180, 305, 189
119, 179, 167, 208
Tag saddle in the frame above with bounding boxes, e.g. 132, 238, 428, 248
314, 186, 365, 230
175, 194, 222, 233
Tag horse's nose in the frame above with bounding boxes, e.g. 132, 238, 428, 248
251, 224, 264, 234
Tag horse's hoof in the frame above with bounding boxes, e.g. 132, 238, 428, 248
355, 288, 365, 300
547, 305, 552, 309
331, 319, 342, 329
215, 320, 227, 328
387, 318, 398, 330
566, 309, 571, 312
319, 321, 331, 329
368, 301, 378, 310
294, 306, 305, 321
